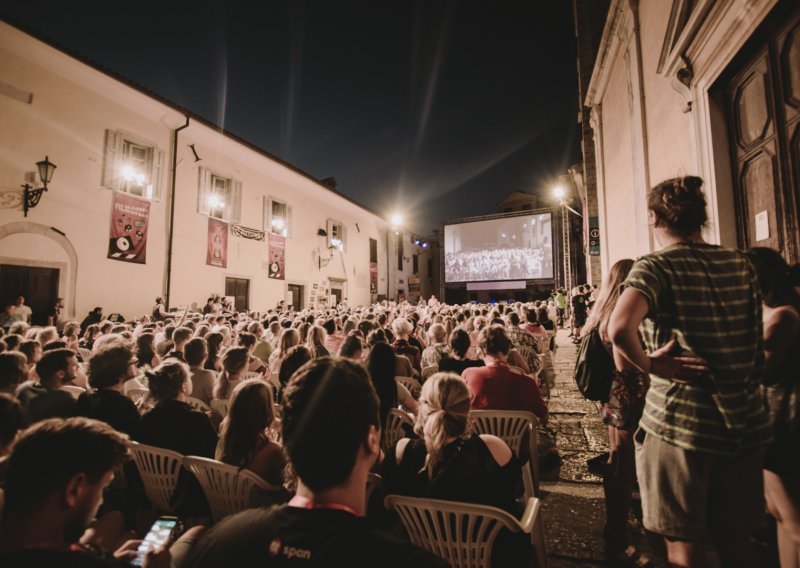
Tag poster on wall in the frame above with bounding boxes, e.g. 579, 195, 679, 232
408, 275, 420, 293
268, 233, 286, 280
206, 218, 228, 268
107, 191, 150, 264
369, 262, 378, 294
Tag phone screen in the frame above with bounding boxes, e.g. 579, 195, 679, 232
131, 517, 179, 566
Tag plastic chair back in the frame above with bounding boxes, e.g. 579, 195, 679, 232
185, 396, 212, 413
243, 371, 263, 381
470, 410, 540, 498
127, 388, 149, 406
130, 442, 183, 512
396, 376, 421, 398
183, 456, 287, 523
210, 398, 230, 418
78, 347, 92, 361
421, 365, 439, 380
385, 495, 546, 568
383, 408, 414, 453
61, 385, 85, 399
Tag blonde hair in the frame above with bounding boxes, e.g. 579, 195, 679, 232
414, 372, 470, 479
583, 258, 634, 340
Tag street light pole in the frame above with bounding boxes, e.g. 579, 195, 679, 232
553, 186, 582, 295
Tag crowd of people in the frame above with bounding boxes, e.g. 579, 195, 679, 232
0, 175, 798, 567
445, 247, 547, 281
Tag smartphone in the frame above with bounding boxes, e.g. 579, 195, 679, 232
131, 516, 182, 566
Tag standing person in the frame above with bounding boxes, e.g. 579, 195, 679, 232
746, 247, 800, 568
80, 308, 103, 335
47, 297, 63, 328
152, 297, 168, 323
609, 176, 770, 568
0, 303, 16, 332
571, 286, 588, 343
11, 297, 31, 325
580, 258, 641, 562
555, 289, 567, 328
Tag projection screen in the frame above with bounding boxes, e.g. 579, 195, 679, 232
444, 212, 553, 283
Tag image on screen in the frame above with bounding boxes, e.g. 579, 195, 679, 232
444, 213, 553, 282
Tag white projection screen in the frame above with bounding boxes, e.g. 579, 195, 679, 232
444, 212, 554, 283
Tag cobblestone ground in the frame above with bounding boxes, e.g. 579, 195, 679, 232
541, 329, 661, 567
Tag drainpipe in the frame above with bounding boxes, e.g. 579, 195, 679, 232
165, 116, 190, 310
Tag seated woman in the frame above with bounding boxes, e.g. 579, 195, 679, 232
237, 332, 268, 374
276, 345, 312, 404
268, 329, 300, 376
366, 343, 417, 429
305, 325, 330, 359
437, 329, 485, 376
383, 372, 527, 566
135, 332, 160, 371
338, 333, 364, 361
216, 379, 285, 488
204, 331, 224, 373
211, 346, 250, 415
134, 360, 217, 516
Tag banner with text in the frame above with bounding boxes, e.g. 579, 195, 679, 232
268, 233, 285, 279
108, 191, 150, 264
206, 218, 228, 268
369, 262, 378, 294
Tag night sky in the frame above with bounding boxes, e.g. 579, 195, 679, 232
0, 1, 580, 235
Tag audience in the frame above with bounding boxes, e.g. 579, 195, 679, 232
185, 337, 215, 405
180, 357, 448, 568
76, 344, 140, 436
437, 328, 485, 375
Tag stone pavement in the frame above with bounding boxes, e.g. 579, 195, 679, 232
540, 329, 659, 567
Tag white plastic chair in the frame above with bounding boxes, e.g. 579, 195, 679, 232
366, 472, 382, 505
127, 388, 149, 406
385, 495, 547, 568
183, 456, 287, 523
396, 376, 422, 398
243, 371, 264, 381
129, 442, 183, 512
61, 385, 86, 399
78, 347, 92, 361
421, 365, 439, 380
210, 398, 230, 418
470, 410, 540, 499
383, 408, 414, 453
185, 396, 212, 413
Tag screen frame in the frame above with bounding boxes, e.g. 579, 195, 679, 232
441, 208, 555, 284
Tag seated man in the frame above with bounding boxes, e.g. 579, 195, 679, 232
463, 325, 548, 424
15, 348, 78, 426
0, 417, 170, 567
165, 327, 192, 363
181, 358, 448, 568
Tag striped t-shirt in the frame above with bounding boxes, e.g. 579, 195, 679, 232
624, 243, 771, 456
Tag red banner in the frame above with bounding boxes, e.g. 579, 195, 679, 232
370, 262, 378, 293
108, 191, 150, 264
206, 218, 228, 268
268, 233, 285, 279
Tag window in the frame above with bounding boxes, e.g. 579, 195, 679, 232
326, 219, 347, 252
397, 238, 403, 271
197, 168, 242, 223
264, 197, 292, 237
412, 254, 419, 274
369, 238, 377, 263
102, 130, 165, 199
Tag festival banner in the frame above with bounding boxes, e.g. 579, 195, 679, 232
369, 262, 378, 294
108, 191, 150, 264
206, 218, 228, 268
268, 233, 285, 279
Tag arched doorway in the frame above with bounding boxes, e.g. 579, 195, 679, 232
0, 222, 78, 322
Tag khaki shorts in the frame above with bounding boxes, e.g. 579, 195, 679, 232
634, 429, 766, 540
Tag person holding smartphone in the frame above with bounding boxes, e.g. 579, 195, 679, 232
0, 417, 172, 567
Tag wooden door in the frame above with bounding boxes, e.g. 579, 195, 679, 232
224, 277, 249, 312
725, 7, 800, 261
0, 264, 59, 325
287, 284, 303, 310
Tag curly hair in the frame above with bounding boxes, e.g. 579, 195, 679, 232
648, 176, 708, 236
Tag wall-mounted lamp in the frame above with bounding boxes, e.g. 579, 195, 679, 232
22, 156, 56, 217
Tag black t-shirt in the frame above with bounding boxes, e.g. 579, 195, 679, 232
571, 294, 587, 315
180, 505, 449, 568
75, 389, 140, 435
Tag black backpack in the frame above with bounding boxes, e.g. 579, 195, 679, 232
573, 329, 615, 402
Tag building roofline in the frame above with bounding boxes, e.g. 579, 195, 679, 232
0, 17, 387, 224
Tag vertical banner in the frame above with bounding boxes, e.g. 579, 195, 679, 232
268, 233, 285, 279
108, 191, 150, 264
206, 218, 228, 268
589, 216, 600, 256
369, 262, 378, 293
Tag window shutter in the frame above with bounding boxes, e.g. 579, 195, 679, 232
230, 179, 242, 224
286, 204, 293, 238
101, 130, 124, 189
198, 168, 211, 215
151, 148, 165, 200
341, 224, 348, 251
326, 219, 334, 248
263, 196, 272, 232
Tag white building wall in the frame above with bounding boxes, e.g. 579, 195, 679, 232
0, 22, 388, 320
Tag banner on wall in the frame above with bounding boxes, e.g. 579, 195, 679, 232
369, 262, 378, 293
108, 191, 150, 264
268, 233, 285, 279
206, 218, 228, 268
408, 275, 420, 293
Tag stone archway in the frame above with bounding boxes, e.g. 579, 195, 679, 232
0, 221, 78, 319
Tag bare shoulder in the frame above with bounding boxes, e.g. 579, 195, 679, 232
394, 437, 411, 464
478, 434, 512, 466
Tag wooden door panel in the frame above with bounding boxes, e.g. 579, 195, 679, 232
0, 265, 26, 305
734, 60, 774, 152
778, 21, 800, 118
740, 148, 782, 250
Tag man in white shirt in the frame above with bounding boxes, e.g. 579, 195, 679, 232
12, 296, 32, 324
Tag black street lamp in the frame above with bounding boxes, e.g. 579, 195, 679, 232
22, 155, 56, 217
